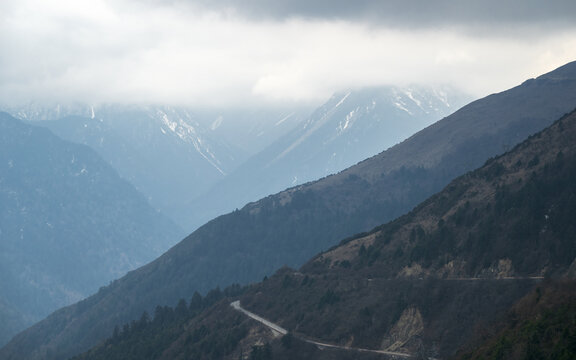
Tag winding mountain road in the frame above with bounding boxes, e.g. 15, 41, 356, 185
231, 300, 288, 336
230, 300, 412, 358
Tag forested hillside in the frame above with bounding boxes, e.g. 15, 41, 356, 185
3, 62, 576, 360
71, 108, 576, 359
454, 280, 576, 360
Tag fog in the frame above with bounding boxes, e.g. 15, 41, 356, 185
1, 0, 575, 107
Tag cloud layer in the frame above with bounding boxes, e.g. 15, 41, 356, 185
1, 0, 575, 107
182, 0, 576, 30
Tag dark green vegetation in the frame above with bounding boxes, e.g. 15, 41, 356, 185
232, 110, 576, 359
72, 102, 576, 358
73, 288, 385, 360
71, 285, 247, 360
454, 281, 576, 360
0, 113, 183, 346
73, 275, 389, 360
3, 62, 576, 360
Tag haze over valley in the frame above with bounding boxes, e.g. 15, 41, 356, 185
1, 1, 576, 359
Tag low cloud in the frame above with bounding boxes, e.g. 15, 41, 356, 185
173, 0, 576, 32
1, 0, 575, 107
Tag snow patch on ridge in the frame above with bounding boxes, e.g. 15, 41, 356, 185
404, 89, 421, 108
275, 113, 294, 126
337, 107, 359, 134
157, 109, 226, 175
271, 91, 352, 164
334, 91, 351, 108
211, 116, 223, 130
394, 100, 412, 115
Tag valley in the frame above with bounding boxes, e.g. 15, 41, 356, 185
0, 112, 183, 346
2, 62, 575, 360
2, 1, 576, 359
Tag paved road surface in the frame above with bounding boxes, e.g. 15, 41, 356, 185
231, 300, 412, 358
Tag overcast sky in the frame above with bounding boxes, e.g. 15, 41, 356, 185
1, 0, 575, 107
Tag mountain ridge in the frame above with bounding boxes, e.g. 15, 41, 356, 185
71, 103, 576, 360
6, 103, 312, 231
233, 107, 576, 358
182, 85, 469, 228
3, 61, 576, 360
0, 112, 183, 346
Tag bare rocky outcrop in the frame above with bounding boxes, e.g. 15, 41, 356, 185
381, 306, 424, 353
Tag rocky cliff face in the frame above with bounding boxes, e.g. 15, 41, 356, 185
381, 306, 424, 353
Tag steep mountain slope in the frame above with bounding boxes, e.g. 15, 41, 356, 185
454, 280, 576, 360
3, 61, 576, 360
13, 105, 238, 230
195, 106, 311, 157
9, 104, 310, 231
74, 104, 576, 360
231, 108, 576, 359
183, 85, 469, 228
0, 113, 183, 346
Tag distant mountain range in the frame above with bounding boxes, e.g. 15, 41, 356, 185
9, 106, 240, 229
72, 106, 576, 360
3, 61, 575, 360
0, 113, 183, 346
6, 86, 467, 232
7, 104, 309, 231
182, 85, 469, 228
